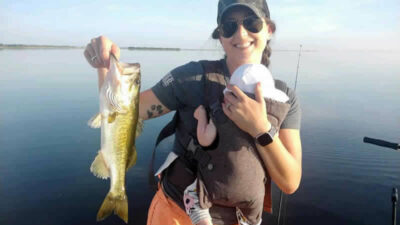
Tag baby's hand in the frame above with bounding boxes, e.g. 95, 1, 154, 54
194, 105, 207, 120
194, 105, 217, 147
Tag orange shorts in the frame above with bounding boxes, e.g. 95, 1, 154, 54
147, 188, 192, 225
147, 188, 239, 225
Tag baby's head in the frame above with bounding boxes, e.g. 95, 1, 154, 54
224, 64, 289, 103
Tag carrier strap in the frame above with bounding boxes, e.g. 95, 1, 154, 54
148, 112, 179, 190
148, 60, 224, 190
177, 60, 227, 169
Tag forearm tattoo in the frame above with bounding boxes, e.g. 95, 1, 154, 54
147, 104, 164, 118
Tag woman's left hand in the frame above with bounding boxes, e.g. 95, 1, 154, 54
222, 82, 271, 137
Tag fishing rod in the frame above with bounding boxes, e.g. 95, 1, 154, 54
363, 136, 399, 225
363, 137, 399, 151
277, 44, 304, 225
294, 44, 302, 91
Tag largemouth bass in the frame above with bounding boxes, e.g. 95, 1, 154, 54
88, 54, 142, 223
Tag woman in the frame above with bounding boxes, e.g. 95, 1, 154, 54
84, 1, 302, 224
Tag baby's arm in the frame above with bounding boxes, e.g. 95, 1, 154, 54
184, 179, 213, 225
194, 105, 217, 147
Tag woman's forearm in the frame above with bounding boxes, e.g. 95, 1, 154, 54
139, 89, 171, 120
256, 132, 302, 194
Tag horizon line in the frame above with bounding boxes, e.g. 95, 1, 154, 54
1, 43, 399, 53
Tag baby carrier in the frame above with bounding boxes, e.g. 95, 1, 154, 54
149, 60, 291, 225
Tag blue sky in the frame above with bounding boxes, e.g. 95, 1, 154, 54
1, 0, 399, 50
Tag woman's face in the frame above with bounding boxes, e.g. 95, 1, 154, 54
219, 7, 271, 70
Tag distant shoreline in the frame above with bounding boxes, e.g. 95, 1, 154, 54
0, 44, 311, 52
125, 46, 181, 51
0, 44, 183, 51
0, 44, 83, 49
0, 44, 210, 51
1, 44, 398, 53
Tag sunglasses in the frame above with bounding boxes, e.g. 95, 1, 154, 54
219, 16, 264, 38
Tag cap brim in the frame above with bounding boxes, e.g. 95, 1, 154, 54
218, 3, 264, 24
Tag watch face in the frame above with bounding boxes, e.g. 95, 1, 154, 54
257, 133, 273, 146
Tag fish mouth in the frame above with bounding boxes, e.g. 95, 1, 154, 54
110, 53, 140, 76
121, 63, 140, 76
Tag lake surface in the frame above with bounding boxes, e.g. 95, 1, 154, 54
0, 49, 399, 225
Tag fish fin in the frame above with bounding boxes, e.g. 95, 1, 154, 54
108, 112, 117, 123
90, 151, 110, 179
97, 192, 128, 224
135, 118, 144, 138
88, 113, 102, 128
126, 146, 137, 170
115, 195, 129, 223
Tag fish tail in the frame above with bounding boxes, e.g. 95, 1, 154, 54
96, 192, 128, 223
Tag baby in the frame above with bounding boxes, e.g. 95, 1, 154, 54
183, 64, 289, 225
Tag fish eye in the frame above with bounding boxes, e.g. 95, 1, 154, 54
135, 78, 140, 85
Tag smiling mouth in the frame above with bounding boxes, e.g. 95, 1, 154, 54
234, 42, 253, 49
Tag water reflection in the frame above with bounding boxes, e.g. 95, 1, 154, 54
0, 49, 399, 225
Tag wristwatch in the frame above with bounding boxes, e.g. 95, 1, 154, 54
255, 126, 277, 146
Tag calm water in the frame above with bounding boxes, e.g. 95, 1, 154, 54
0, 49, 399, 225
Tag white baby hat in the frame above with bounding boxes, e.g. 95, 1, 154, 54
224, 64, 289, 103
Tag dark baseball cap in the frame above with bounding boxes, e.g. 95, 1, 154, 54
217, 0, 270, 24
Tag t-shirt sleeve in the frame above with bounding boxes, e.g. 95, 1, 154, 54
151, 61, 204, 111
280, 87, 302, 130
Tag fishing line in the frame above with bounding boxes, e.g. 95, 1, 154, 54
277, 187, 289, 225
277, 191, 284, 225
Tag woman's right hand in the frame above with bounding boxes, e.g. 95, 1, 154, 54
83, 36, 120, 69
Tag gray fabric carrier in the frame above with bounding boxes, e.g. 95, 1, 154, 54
188, 60, 291, 225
